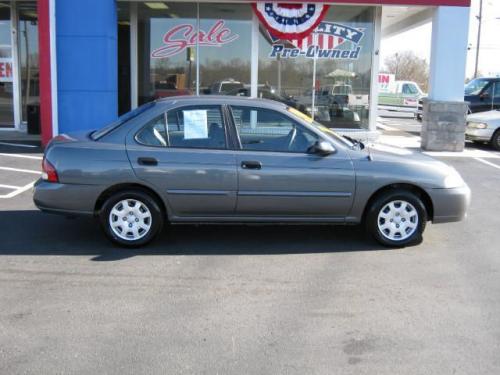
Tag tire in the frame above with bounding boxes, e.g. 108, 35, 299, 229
99, 190, 164, 247
365, 190, 427, 247
490, 130, 500, 151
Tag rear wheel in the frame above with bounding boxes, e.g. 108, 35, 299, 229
491, 130, 500, 151
366, 190, 427, 247
99, 190, 164, 247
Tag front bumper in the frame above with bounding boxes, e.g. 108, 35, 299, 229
428, 185, 471, 224
465, 128, 494, 142
33, 179, 103, 216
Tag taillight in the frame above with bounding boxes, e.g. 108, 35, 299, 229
42, 157, 59, 183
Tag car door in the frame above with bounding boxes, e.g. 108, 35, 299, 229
126, 105, 237, 218
229, 105, 355, 219
476, 83, 496, 113
492, 81, 500, 110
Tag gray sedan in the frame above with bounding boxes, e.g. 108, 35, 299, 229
34, 96, 470, 247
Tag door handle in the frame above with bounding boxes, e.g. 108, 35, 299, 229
138, 157, 158, 166
241, 161, 262, 170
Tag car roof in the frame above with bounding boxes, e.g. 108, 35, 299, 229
155, 95, 288, 109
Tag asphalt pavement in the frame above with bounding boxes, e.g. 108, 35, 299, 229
1, 126, 500, 375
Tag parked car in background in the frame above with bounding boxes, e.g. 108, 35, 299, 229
209, 79, 244, 95
464, 77, 500, 113
378, 74, 426, 118
465, 109, 500, 150
34, 96, 470, 248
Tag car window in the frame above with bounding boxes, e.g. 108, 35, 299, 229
230, 106, 319, 153
166, 106, 226, 149
135, 115, 167, 147
402, 84, 418, 95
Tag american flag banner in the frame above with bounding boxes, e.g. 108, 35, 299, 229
252, 3, 330, 41
291, 34, 345, 53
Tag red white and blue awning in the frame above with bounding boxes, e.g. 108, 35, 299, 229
252, 3, 330, 41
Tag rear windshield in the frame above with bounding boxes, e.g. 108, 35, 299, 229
90, 102, 155, 140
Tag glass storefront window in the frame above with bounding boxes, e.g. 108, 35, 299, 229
137, 2, 197, 105
258, 6, 374, 129
125, 2, 376, 130
198, 3, 251, 95
0, 2, 13, 127
18, 3, 39, 124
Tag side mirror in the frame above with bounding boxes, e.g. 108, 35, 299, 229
310, 141, 335, 156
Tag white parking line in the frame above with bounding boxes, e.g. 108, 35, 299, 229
0, 181, 36, 199
0, 153, 42, 160
0, 166, 40, 174
0, 184, 21, 189
475, 157, 500, 170
0, 141, 38, 148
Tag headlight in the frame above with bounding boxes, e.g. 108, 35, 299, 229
443, 168, 465, 188
467, 121, 488, 129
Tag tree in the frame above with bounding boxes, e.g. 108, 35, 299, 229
384, 51, 429, 92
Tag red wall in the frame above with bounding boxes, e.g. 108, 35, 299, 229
275, 0, 470, 6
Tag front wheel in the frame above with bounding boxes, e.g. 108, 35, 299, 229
99, 190, 164, 247
366, 190, 427, 247
491, 130, 500, 151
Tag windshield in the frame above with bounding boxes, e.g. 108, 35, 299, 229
286, 107, 355, 148
90, 102, 155, 140
465, 79, 490, 95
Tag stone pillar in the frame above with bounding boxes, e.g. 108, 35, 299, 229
421, 99, 468, 152
422, 6, 470, 151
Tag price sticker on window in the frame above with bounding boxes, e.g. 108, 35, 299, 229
183, 110, 208, 139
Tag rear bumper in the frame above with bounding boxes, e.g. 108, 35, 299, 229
33, 179, 102, 216
428, 185, 471, 224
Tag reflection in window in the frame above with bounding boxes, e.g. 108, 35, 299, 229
199, 4, 251, 95
138, 3, 197, 105
231, 106, 318, 153
136, 115, 167, 147
258, 6, 374, 130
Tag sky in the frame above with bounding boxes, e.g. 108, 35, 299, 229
380, 0, 500, 79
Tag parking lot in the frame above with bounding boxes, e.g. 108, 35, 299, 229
1, 125, 500, 374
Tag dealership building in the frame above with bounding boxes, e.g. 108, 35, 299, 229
0, 0, 470, 147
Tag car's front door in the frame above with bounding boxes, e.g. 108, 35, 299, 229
127, 105, 237, 218
229, 105, 355, 219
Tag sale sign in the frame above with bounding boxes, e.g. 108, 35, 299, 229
0, 58, 13, 82
151, 20, 239, 59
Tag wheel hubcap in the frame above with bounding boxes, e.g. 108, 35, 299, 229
109, 199, 152, 241
377, 200, 419, 241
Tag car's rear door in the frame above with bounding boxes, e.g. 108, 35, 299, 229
126, 105, 237, 218
229, 105, 355, 219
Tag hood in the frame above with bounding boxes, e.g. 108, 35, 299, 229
367, 143, 446, 167
351, 142, 459, 189
467, 110, 500, 122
